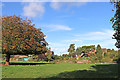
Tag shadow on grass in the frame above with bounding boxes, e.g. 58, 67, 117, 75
2, 62, 54, 65
36, 63, 119, 79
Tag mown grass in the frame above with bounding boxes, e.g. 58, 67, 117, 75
2, 62, 118, 78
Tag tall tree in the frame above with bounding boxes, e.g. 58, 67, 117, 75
110, 0, 120, 63
68, 44, 75, 57
96, 44, 103, 62
2, 15, 48, 65
110, 1, 120, 48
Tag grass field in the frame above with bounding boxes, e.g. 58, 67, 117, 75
2, 61, 119, 78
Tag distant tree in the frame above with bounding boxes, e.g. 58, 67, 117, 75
75, 47, 83, 55
81, 46, 88, 54
76, 45, 95, 57
107, 49, 111, 52
62, 54, 69, 57
109, 49, 116, 58
96, 44, 103, 62
117, 49, 120, 63
118, 49, 120, 58
2, 15, 48, 65
68, 44, 75, 54
110, 1, 120, 48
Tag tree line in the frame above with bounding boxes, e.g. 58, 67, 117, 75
66, 44, 119, 63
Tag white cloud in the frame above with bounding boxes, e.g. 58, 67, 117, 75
63, 39, 83, 43
50, 0, 110, 10
50, 1, 62, 10
50, 2, 86, 10
23, 3, 45, 17
75, 29, 114, 40
48, 42, 68, 47
73, 29, 117, 49
51, 47, 69, 55
48, 42, 69, 55
99, 39, 116, 48
45, 24, 72, 31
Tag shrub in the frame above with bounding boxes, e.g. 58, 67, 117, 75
90, 57, 98, 63
101, 57, 113, 63
28, 57, 33, 61
64, 57, 69, 60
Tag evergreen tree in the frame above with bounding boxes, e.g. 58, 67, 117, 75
96, 44, 103, 62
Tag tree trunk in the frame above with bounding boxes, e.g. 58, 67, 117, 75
5, 54, 10, 65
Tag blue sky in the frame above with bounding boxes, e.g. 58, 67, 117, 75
2, 2, 118, 55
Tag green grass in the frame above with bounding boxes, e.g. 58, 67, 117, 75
2, 62, 118, 78
1, 60, 49, 63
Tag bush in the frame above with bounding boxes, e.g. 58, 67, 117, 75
101, 57, 113, 63
38, 54, 46, 60
28, 57, 33, 61
64, 57, 69, 60
90, 57, 98, 63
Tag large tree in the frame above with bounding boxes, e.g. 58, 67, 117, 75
110, 1, 120, 48
2, 15, 48, 65
110, 0, 120, 63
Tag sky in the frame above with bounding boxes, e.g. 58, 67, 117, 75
2, 1, 118, 55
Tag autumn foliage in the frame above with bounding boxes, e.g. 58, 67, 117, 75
2, 15, 48, 65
